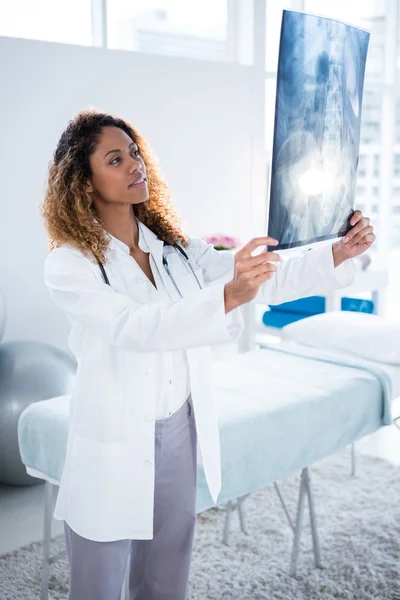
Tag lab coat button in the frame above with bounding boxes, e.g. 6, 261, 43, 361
135, 277, 144, 284
145, 368, 152, 374
144, 416, 152, 422
143, 459, 153, 467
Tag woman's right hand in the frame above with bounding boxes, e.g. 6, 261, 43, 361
224, 237, 282, 313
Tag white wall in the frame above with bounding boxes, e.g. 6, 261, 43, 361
0, 35, 266, 352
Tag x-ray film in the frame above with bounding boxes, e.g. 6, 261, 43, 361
268, 10, 370, 250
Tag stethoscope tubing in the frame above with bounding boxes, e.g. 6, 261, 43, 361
162, 243, 203, 294
97, 243, 202, 295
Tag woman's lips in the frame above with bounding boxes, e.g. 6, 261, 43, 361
128, 177, 147, 189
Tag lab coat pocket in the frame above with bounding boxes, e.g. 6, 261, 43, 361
71, 346, 128, 443
66, 433, 133, 533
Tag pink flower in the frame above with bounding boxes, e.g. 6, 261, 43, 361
201, 232, 242, 250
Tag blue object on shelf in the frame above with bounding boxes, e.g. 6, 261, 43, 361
262, 296, 374, 329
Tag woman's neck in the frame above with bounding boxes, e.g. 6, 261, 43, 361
96, 204, 139, 252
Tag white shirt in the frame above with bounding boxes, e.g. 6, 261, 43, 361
136, 220, 191, 419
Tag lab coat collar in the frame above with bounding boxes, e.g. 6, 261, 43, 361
96, 215, 164, 258
100, 215, 165, 276
137, 219, 165, 276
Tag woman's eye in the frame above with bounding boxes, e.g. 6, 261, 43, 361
110, 150, 140, 165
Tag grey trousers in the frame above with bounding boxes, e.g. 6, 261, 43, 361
63, 396, 197, 600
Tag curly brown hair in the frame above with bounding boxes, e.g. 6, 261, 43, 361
41, 108, 189, 264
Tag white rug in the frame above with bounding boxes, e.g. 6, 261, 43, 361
1, 450, 399, 599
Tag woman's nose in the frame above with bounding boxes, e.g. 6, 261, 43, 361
128, 156, 142, 172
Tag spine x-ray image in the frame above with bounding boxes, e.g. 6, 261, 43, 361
268, 10, 370, 250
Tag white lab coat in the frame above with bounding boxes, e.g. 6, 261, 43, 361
44, 221, 355, 542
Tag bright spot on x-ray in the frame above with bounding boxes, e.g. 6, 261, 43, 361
298, 168, 334, 195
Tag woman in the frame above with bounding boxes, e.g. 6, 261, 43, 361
42, 109, 375, 600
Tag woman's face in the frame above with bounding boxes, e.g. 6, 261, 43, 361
85, 126, 149, 206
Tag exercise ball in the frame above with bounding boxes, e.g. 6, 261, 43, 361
0, 289, 6, 341
0, 340, 76, 486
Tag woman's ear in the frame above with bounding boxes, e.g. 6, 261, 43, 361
85, 179, 94, 194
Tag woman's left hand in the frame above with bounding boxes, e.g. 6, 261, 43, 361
337, 210, 376, 259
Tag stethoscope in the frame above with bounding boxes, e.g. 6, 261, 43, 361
97, 242, 203, 297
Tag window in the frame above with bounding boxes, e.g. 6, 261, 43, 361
0, 0, 92, 46
358, 155, 367, 177
374, 155, 380, 178
265, 0, 288, 72
394, 155, 400, 177
357, 186, 366, 197
360, 88, 382, 145
396, 97, 400, 143
106, 0, 230, 62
